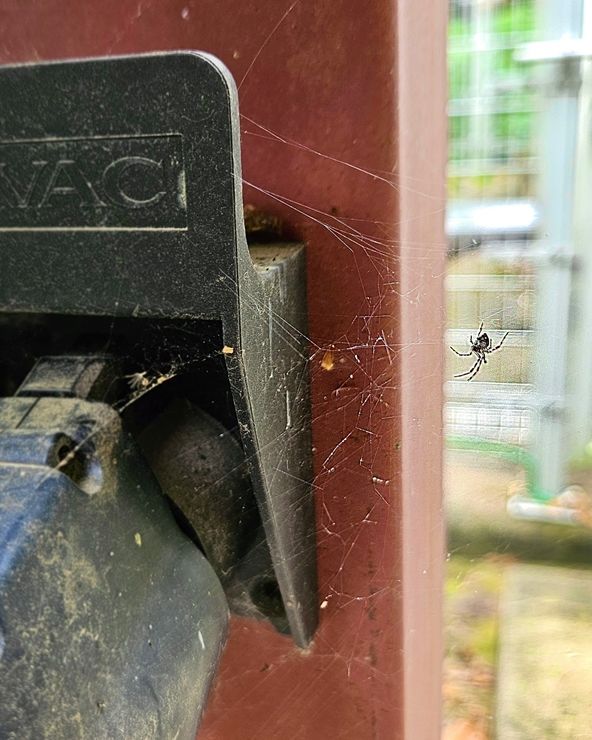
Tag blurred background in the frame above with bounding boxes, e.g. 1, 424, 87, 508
444, 0, 592, 737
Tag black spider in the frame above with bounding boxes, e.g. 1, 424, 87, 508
450, 322, 509, 381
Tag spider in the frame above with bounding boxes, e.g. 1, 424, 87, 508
450, 322, 509, 381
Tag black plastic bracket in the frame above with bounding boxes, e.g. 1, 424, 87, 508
0, 53, 317, 645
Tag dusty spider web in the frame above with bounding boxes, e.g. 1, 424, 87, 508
0, 0, 455, 707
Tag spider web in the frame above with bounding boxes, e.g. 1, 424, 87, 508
0, 2, 448, 738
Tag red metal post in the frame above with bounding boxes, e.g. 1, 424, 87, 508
0, 1, 446, 736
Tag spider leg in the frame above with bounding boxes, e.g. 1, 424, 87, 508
466, 357, 484, 381
450, 346, 472, 357
454, 356, 482, 380
487, 331, 509, 353
476, 321, 484, 338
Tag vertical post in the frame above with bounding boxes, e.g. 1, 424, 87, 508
0, 1, 446, 737
532, 0, 583, 497
568, 2, 592, 455
398, 3, 447, 736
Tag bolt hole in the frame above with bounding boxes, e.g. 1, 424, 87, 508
55, 444, 85, 483
53, 440, 102, 495
56, 444, 71, 462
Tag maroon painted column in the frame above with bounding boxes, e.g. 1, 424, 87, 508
0, 1, 446, 736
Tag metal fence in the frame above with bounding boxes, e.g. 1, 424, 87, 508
447, 0, 539, 445
448, 0, 592, 504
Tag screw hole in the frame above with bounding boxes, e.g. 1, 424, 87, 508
52, 439, 102, 495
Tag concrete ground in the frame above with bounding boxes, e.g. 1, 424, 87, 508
497, 565, 592, 739
444, 450, 592, 739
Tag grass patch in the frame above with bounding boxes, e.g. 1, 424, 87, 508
444, 554, 507, 735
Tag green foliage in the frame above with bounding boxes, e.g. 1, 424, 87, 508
449, 0, 538, 197
493, 1, 536, 35
470, 617, 499, 664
